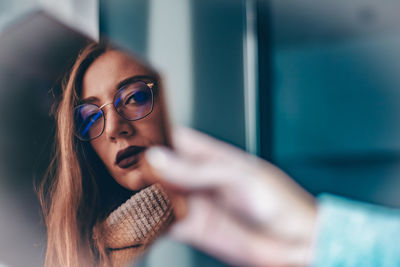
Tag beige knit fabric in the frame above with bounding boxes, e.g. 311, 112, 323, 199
100, 183, 174, 267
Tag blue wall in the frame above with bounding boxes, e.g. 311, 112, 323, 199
271, 1, 400, 207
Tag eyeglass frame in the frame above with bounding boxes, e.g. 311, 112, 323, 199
73, 75, 157, 141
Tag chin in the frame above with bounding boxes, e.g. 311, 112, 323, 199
116, 170, 151, 192
112, 156, 156, 191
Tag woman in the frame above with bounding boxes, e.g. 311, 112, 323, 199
38, 41, 175, 267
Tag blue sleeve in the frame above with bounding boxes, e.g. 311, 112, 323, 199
312, 194, 400, 267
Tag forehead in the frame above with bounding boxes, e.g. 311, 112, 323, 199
82, 50, 151, 99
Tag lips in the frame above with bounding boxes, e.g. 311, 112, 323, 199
116, 146, 147, 169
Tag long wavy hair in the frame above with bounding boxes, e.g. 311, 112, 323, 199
38, 42, 134, 267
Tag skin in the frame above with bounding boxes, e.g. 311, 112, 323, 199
81, 50, 166, 191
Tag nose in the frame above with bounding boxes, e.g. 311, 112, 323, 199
102, 104, 136, 141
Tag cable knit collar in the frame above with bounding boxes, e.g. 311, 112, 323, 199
100, 183, 174, 266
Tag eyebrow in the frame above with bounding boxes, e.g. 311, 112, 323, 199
80, 75, 157, 105
116, 75, 157, 90
80, 96, 100, 105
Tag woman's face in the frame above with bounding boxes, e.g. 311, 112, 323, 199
81, 50, 165, 191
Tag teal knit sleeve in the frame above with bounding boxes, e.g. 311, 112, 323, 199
312, 194, 400, 267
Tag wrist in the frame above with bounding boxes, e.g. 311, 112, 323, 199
275, 193, 318, 266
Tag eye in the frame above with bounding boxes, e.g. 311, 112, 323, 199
81, 111, 102, 133
86, 111, 102, 123
124, 90, 151, 105
74, 105, 103, 138
79, 107, 101, 122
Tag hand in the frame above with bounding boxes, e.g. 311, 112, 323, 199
145, 127, 317, 267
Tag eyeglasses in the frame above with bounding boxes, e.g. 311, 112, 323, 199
73, 77, 155, 141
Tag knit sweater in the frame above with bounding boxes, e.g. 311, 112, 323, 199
99, 183, 175, 267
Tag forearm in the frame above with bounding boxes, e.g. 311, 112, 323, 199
312, 194, 400, 267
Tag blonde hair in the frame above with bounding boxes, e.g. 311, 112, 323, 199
38, 42, 132, 267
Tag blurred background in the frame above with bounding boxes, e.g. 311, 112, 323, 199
2, 0, 400, 266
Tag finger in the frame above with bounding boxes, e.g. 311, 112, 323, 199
144, 146, 233, 190
168, 195, 257, 266
168, 195, 296, 267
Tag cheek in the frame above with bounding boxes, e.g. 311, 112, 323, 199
140, 103, 166, 144
90, 137, 112, 166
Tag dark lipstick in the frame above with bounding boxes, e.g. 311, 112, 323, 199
115, 146, 147, 169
